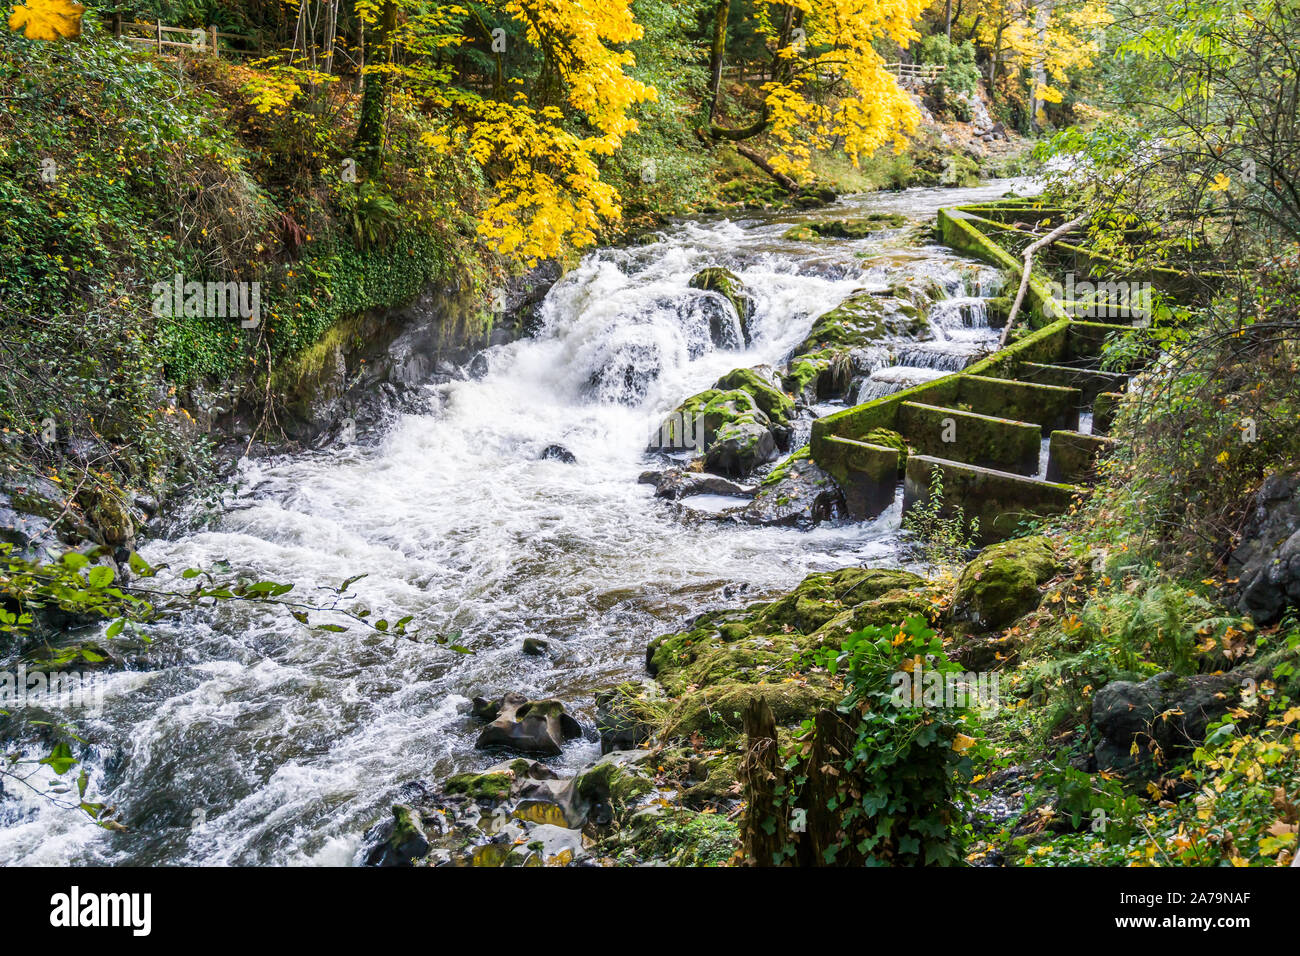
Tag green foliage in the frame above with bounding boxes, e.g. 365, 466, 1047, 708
903, 466, 980, 575
918, 34, 980, 120
1022, 646, 1300, 866
775, 615, 991, 865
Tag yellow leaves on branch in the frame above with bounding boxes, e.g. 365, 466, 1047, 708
419, 0, 655, 264
753, 0, 930, 182
8, 0, 85, 41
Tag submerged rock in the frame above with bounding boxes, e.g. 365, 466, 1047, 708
539, 444, 577, 464
472, 692, 583, 756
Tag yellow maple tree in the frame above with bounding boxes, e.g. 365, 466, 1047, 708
709, 0, 931, 182
8, 0, 84, 41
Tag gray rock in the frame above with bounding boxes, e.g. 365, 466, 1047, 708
1231, 472, 1300, 623
362, 804, 432, 867
652, 471, 755, 501
704, 422, 778, 478
1092, 669, 1258, 772
539, 444, 577, 464
735, 453, 842, 529
473, 692, 583, 757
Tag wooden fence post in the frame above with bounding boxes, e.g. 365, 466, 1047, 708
209, 25, 218, 56
111, 11, 122, 38
155, 21, 162, 54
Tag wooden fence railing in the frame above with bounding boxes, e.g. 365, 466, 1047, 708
885, 62, 946, 81
110, 14, 262, 59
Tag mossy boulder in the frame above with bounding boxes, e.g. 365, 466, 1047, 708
783, 214, 908, 241
646, 567, 928, 695
689, 267, 753, 344
663, 679, 839, 742
793, 291, 930, 360
713, 367, 793, 427
950, 536, 1058, 633
444, 770, 515, 802
613, 806, 740, 866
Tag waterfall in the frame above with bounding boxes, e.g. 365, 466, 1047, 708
0, 179, 1031, 866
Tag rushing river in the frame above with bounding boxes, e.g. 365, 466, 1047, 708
0, 180, 1023, 865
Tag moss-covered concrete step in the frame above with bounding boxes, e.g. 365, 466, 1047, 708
1015, 362, 1128, 405
1046, 430, 1116, 484
898, 401, 1041, 476
903, 455, 1080, 545
815, 435, 899, 519
955, 375, 1081, 434
1092, 391, 1124, 435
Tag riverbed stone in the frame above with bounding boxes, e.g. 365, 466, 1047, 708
473, 692, 583, 756
738, 447, 843, 529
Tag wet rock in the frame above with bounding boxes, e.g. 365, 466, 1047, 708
704, 420, 778, 478
473, 692, 583, 756
522, 637, 548, 656
595, 685, 654, 754
689, 267, 754, 345
362, 804, 432, 867
737, 448, 843, 529
713, 366, 793, 429
651, 471, 755, 501
1230, 472, 1300, 623
784, 214, 908, 241
650, 387, 780, 478
539, 444, 577, 464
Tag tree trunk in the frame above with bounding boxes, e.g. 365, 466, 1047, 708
794, 710, 861, 867
999, 216, 1085, 347
740, 696, 785, 866
354, 0, 398, 174
735, 144, 800, 193
707, 0, 730, 123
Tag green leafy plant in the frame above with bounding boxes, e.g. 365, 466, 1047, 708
772, 615, 992, 866
903, 466, 981, 575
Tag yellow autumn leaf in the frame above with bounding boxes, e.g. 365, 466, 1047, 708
952, 733, 976, 752
8, 0, 85, 41
1210, 172, 1232, 192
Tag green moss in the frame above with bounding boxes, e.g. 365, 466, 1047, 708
794, 291, 929, 358
646, 567, 928, 694
951, 535, 1058, 632
689, 267, 751, 339
714, 368, 794, 426
863, 427, 908, 475
444, 771, 514, 802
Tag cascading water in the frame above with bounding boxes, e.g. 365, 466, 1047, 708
0, 179, 1027, 866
